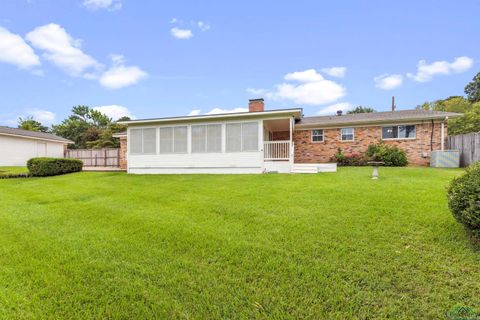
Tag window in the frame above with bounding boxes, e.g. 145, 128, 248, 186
226, 122, 259, 152
312, 129, 324, 142
340, 128, 354, 141
191, 124, 222, 153
130, 128, 157, 154
382, 125, 416, 139
159, 126, 187, 153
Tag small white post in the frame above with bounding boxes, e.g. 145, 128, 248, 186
441, 122, 445, 151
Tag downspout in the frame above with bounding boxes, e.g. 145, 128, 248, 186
430, 119, 434, 151
441, 122, 445, 151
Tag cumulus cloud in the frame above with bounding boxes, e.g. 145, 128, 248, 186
197, 21, 211, 32
206, 107, 248, 115
407, 56, 474, 82
316, 102, 353, 115
27, 109, 56, 125
188, 109, 201, 116
99, 55, 147, 89
83, 0, 122, 10
0, 26, 40, 69
374, 74, 403, 90
26, 23, 100, 76
321, 67, 347, 78
170, 27, 193, 39
266, 69, 346, 105
93, 105, 133, 120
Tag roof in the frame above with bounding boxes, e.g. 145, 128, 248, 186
296, 109, 462, 128
118, 108, 303, 125
0, 126, 73, 143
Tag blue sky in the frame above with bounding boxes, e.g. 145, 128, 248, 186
0, 0, 478, 126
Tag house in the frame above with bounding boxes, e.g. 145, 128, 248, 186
0, 126, 73, 166
117, 99, 461, 174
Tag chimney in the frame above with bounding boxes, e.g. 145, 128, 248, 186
248, 98, 264, 112
391, 96, 395, 112
336, 110, 343, 116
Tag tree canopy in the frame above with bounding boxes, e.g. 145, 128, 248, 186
347, 106, 376, 114
17, 116, 49, 133
465, 72, 480, 103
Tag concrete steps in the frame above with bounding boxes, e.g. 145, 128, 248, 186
291, 164, 319, 174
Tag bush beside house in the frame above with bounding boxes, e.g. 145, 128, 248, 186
27, 158, 83, 177
448, 162, 480, 241
332, 141, 408, 167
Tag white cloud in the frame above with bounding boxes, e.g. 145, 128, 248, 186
170, 27, 193, 39
0, 26, 40, 69
316, 102, 353, 115
407, 56, 474, 82
83, 0, 122, 10
188, 109, 201, 116
321, 67, 347, 78
170, 18, 178, 24
374, 74, 403, 90
27, 109, 56, 125
246, 88, 268, 96
197, 21, 211, 32
26, 23, 100, 76
93, 105, 133, 120
206, 107, 248, 115
284, 69, 323, 82
99, 55, 147, 89
266, 69, 346, 105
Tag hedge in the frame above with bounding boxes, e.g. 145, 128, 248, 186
27, 158, 83, 177
447, 162, 480, 240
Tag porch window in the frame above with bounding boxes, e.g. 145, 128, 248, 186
130, 128, 157, 154
159, 126, 187, 153
312, 129, 324, 142
226, 122, 259, 152
191, 124, 222, 153
382, 125, 416, 139
340, 128, 354, 141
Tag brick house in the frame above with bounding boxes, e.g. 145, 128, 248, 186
116, 99, 461, 174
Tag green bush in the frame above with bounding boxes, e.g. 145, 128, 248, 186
448, 162, 480, 239
27, 158, 83, 177
366, 142, 408, 167
331, 148, 368, 166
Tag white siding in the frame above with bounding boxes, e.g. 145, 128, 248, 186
127, 119, 264, 174
0, 135, 65, 166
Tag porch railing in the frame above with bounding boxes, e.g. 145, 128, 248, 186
264, 140, 291, 160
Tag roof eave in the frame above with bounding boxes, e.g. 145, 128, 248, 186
0, 132, 73, 144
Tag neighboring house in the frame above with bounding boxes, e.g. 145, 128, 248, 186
117, 99, 461, 174
0, 127, 72, 166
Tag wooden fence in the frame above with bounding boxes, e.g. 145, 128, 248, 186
65, 148, 120, 167
446, 132, 480, 167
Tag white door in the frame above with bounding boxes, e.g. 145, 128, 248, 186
37, 142, 47, 157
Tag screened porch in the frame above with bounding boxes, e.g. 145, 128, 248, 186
263, 118, 294, 161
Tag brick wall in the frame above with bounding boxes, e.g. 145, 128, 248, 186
293, 121, 446, 166
119, 137, 127, 170
272, 131, 290, 140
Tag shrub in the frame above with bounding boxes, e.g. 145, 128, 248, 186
331, 148, 368, 166
366, 142, 408, 167
27, 158, 83, 177
447, 162, 480, 240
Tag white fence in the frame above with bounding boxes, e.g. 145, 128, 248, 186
264, 141, 291, 160
446, 132, 480, 167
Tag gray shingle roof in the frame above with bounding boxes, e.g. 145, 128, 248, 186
296, 109, 462, 128
0, 126, 73, 143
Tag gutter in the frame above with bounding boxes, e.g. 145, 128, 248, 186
0, 132, 73, 144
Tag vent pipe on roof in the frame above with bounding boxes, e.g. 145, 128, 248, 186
392, 96, 396, 112
336, 110, 343, 116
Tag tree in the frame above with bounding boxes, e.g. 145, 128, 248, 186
465, 72, 480, 103
448, 102, 480, 135
347, 106, 376, 114
52, 106, 125, 149
17, 116, 49, 132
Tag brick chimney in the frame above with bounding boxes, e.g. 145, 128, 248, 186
248, 98, 264, 112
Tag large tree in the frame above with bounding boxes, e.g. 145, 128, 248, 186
52, 106, 125, 149
17, 116, 49, 132
465, 72, 480, 103
347, 106, 376, 114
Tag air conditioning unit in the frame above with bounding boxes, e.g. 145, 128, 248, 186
430, 150, 460, 168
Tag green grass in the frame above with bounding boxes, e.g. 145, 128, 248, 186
0, 166, 28, 176
0, 167, 479, 319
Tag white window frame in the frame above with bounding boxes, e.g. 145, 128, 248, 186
191, 123, 223, 154
129, 127, 158, 155
158, 125, 188, 154
225, 121, 259, 153
381, 124, 416, 140
340, 127, 354, 142
311, 129, 324, 142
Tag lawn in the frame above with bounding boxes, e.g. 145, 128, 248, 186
0, 167, 479, 319
0, 166, 28, 177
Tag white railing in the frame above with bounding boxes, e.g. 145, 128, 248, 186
264, 140, 291, 160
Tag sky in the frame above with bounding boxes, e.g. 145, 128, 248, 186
0, 0, 479, 126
